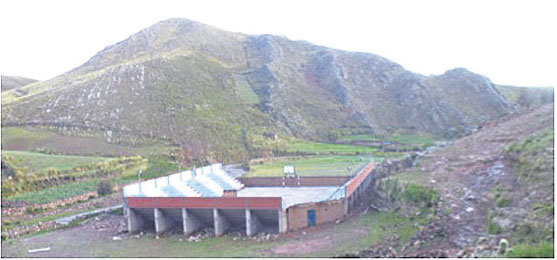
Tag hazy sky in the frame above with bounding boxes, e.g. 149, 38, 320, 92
1, 0, 556, 87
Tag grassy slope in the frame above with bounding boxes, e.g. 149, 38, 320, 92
2, 150, 108, 174
1, 75, 38, 92
1, 127, 177, 157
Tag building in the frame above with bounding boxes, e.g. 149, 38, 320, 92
122, 161, 374, 236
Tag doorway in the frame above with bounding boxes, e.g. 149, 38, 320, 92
307, 209, 316, 227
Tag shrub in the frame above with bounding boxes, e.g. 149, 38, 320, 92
402, 184, 439, 207
496, 197, 512, 208
487, 211, 503, 234
97, 180, 112, 196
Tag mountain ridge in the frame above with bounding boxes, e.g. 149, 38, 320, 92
1, 18, 553, 162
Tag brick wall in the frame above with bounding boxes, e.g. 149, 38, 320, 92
238, 176, 351, 187
285, 199, 346, 231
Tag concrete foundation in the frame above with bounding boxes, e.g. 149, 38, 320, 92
127, 208, 147, 233
182, 208, 203, 235
213, 208, 230, 236
154, 208, 175, 234
278, 210, 287, 233
245, 209, 262, 236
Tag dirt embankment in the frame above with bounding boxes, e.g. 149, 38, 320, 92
357, 104, 554, 257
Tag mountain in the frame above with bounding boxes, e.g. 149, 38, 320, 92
496, 85, 554, 109
1, 75, 38, 92
1, 18, 550, 162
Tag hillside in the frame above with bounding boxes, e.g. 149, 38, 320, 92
496, 85, 554, 109
0, 18, 533, 162
1, 75, 38, 92
368, 103, 554, 257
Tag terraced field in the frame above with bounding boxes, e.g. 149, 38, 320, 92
2, 150, 108, 175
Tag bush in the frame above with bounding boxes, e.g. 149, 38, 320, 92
487, 211, 503, 234
402, 184, 439, 207
97, 180, 112, 196
496, 197, 512, 208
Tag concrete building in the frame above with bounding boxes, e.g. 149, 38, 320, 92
122, 161, 374, 236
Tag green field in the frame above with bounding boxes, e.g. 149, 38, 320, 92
340, 134, 437, 146
244, 156, 380, 177
284, 141, 377, 154
4, 156, 178, 205
2, 150, 109, 175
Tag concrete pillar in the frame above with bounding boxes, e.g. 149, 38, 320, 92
245, 209, 262, 236
213, 208, 230, 236
154, 208, 174, 234
127, 208, 146, 233
278, 210, 288, 233
182, 208, 203, 236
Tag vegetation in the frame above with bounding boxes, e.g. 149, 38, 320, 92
2, 150, 108, 175
284, 140, 377, 155
3, 155, 178, 204
486, 211, 503, 234
503, 127, 554, 182
244, 156, 374, 177
1, 156, 146, 197
97, 180, 113, 196
378, 178, 439, 208
401, 184, 440, 208
339, 133, 437, 147
496, 197, 512, 208
507, 241, 554, 258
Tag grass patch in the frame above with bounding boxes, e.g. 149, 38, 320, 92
507, 241, 554, 258
8, 179, 102, 204
284, 140, 377, 155
402, 184, 440, 208
244, 156, 373, 177
308, 211, 429, 257
340, 133, 437, 146
487, 211, 503, 234
496, 197, 512, 208
2, 150, 108, 175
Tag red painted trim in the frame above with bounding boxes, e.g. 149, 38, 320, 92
126, 197, 282, 210
346, 162, 375, 197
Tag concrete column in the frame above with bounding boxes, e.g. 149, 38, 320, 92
245, 209, 262, 236
127, 208, 146, 233
278, 210, 288, 233
154, 208, 174, 234
182, 208, 203, 236
213, 208, 230, 236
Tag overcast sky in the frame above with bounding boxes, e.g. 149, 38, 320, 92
1, 0, 555, 87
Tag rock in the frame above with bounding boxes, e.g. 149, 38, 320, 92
112, 236, 122, 241
493, 217, 512, 229
465, 207, 474, 212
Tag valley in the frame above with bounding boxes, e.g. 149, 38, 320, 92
1, 17, 554, 258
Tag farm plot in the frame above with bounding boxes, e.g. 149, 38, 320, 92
2, 150, 108, 175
